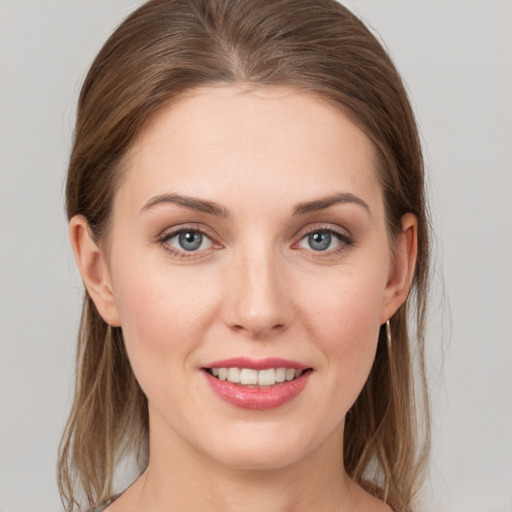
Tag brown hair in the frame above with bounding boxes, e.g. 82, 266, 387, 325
59, 0, 431, 509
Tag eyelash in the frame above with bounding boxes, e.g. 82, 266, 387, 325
296, 225, 354, 256
157, 226, 218, 260
157, 225, 354, 260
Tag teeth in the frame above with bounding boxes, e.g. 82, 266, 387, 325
227, 367, 241, 383
258, 369, 275, 386
211, 367, 306, 386
286, 369, 296, 381
275, 368, 286, 383
240, 368, 258, 385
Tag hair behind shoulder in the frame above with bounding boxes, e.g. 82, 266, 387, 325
59, 0, 431, 509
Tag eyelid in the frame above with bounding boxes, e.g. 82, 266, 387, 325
156, 222, 353, 259
293, 224, 354, 254
157, 223, 222, 258
295, 223, 352, 240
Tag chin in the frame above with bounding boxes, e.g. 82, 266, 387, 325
200, 423, 323, 471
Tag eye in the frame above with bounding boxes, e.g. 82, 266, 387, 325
296, 228, 352, 253
159, 228, 214, 254
305, 231, 332, 251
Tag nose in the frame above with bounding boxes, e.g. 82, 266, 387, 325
222, 246, 290, 339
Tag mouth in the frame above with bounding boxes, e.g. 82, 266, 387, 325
204, 366, 312, 387
201, 358, 313, 410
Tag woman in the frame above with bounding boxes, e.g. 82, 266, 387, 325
58, 0, 431, 510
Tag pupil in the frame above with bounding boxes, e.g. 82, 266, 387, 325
309, 231, 331, 251
179, 231, 202, 251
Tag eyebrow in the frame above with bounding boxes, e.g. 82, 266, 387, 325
140, 193, 231, 217
292, 192, 371, 216
140, 191, 370, 217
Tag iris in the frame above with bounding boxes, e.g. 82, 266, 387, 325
178, 231, 203, 251
308, 231, 331, 251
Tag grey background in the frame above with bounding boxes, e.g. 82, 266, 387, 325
0, 1, 511, 511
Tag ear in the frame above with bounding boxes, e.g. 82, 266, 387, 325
380, 213, 418, 324
69, 215, 121, 327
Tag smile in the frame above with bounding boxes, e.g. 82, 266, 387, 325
202, 358, 313, 410
206, 367, 307, 387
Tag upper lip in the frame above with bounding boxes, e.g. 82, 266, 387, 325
202, 357, 310, 371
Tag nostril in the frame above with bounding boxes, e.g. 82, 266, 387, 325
230, 321, 285, 338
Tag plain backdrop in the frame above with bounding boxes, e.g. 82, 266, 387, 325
0, 1, 511, 511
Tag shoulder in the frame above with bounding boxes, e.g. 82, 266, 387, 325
87, 495, 119, 512
360, 480, 412, 512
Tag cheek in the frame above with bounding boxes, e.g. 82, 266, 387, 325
110, 256, 218, 383
298, 265, 387, 400
301, 262, 387, 337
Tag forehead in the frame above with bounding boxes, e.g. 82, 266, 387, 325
116, 85, 383, 217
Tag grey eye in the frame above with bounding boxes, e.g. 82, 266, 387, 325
177, 231, 204, 251
160, 228, 215, 256
307, 231, 332, 251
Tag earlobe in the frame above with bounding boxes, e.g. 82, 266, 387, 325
380, 213, 418, 324
69, 215, 121, 327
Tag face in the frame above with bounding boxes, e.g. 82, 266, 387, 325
79, 85, 413, 472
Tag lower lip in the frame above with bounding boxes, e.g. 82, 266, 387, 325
203, 371, 311, 410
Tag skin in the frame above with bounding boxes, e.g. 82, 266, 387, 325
70, 85, 417, 512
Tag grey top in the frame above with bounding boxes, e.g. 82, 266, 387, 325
88, 495, 119, 512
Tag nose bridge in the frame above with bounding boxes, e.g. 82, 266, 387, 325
223, 237, 288, 338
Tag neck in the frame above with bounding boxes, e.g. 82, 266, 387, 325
132, 411, 359, 512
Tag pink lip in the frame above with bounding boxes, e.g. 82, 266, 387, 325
203, 357, 309, 371
203, 370, 311, 410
